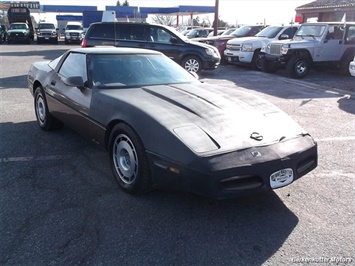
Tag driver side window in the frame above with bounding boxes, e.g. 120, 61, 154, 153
59, 53, 87, 83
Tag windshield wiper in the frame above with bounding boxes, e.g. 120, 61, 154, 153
302, 35, 316, 40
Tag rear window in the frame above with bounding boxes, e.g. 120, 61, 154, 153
88, 24, 115, 39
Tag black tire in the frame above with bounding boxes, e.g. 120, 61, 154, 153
251, 50, 262, 71
182, 56, 202, 73
65, 39, 68, 44
261, 58, 278, 73
34, 86, 63, 131
340, 55, 354, 76
37, 40, 41, 44
109, 123, 152, 194
287, 55, 310, 79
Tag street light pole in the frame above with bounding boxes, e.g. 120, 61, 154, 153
213, 0, 219, 36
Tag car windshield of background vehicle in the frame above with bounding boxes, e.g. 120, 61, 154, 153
296, 25, 327, 37
39, 24, 55, 29
89, 54, 198, 88
256, 26, 283, 38
232, 26, 252, 37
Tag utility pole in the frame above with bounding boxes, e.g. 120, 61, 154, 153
213, 0, 219, 36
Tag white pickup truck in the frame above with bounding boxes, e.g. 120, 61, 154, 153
224, 25, 299, 70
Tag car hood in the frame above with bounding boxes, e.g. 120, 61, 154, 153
97, 83, 307, 155
8, 29, 28, 33
186, 38, 217, 49
228, 36, 269, 44
65, 30, 84, 33
38, 29, 56, 33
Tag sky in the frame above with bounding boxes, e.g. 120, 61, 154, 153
36, 0, 314, 26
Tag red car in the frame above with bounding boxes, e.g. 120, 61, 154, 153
197, 25, 266, 61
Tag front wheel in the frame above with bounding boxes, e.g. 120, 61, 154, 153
109, 123, 152, 194
34, 87, 63, 131
287, 55, 310, 79
251, 50, 262, 71
182, 56, 202, 73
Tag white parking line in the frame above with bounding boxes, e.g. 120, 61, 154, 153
0, 155, 70, 163
315, 136, 355, 142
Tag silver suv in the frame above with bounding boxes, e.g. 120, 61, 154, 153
260, 22, 355, 78
36, 23, 58, 44
224, 25, 299, 70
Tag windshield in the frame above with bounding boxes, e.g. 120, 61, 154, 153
222, 28, 236, 36
66, 25, 83, 30
39, 24, 55, 29
231, 26, 253, 37
256, 26, 283, 38
89, 54, 198, 88
296, 25, 326, 37
9, 24, 27, 30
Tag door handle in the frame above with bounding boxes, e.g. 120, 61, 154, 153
50, 80, 56, 86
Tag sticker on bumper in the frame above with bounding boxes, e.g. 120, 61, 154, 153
270, 168, 294, 189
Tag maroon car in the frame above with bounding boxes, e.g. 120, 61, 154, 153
197, 25, 266, 61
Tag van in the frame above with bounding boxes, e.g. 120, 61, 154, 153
81, 22, 221, 73
64, 21, 84, 44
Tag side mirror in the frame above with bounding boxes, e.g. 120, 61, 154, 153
170, 36, 178, 44
63, 76, 85, 89
279, 34, 289, 40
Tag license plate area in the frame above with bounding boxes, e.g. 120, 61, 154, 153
270, 168, 293, 189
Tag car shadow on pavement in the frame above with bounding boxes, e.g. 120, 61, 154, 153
337, 95, 355, 115
200, 65, 354, 100
1, 48, 67, 60
0, 120, 299, 265
0, 75, 28, 89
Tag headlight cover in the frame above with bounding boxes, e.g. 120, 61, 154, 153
281, 44, 291, 55
241, 43, 253, 52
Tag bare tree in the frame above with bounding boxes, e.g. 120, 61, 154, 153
151, 15, 176, 26
201, 16, 211, 27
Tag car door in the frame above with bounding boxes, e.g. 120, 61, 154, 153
116, 24, 149, 48
145, 25, 182, 62
46, 52, 93, 136
319, 24, 346, 61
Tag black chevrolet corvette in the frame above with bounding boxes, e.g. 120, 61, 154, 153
28, 47, 317, 199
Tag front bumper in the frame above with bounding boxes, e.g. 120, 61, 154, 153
65, 36, 82, 43
225, 51, 254, 65
8, 34, 30, 43
261, 53, 288, 66
37, 35, 58, 42
202, 56, 220, 70
148, 135, 317, 199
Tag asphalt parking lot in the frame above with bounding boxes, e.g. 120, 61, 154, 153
1, 43, 354, 265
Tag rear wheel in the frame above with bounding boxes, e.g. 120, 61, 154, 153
340, 55, 354, 76
109, 123, 152, 194
182, 56, 202, 73
34, 86, 63, 131
287, 55, 310, 79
